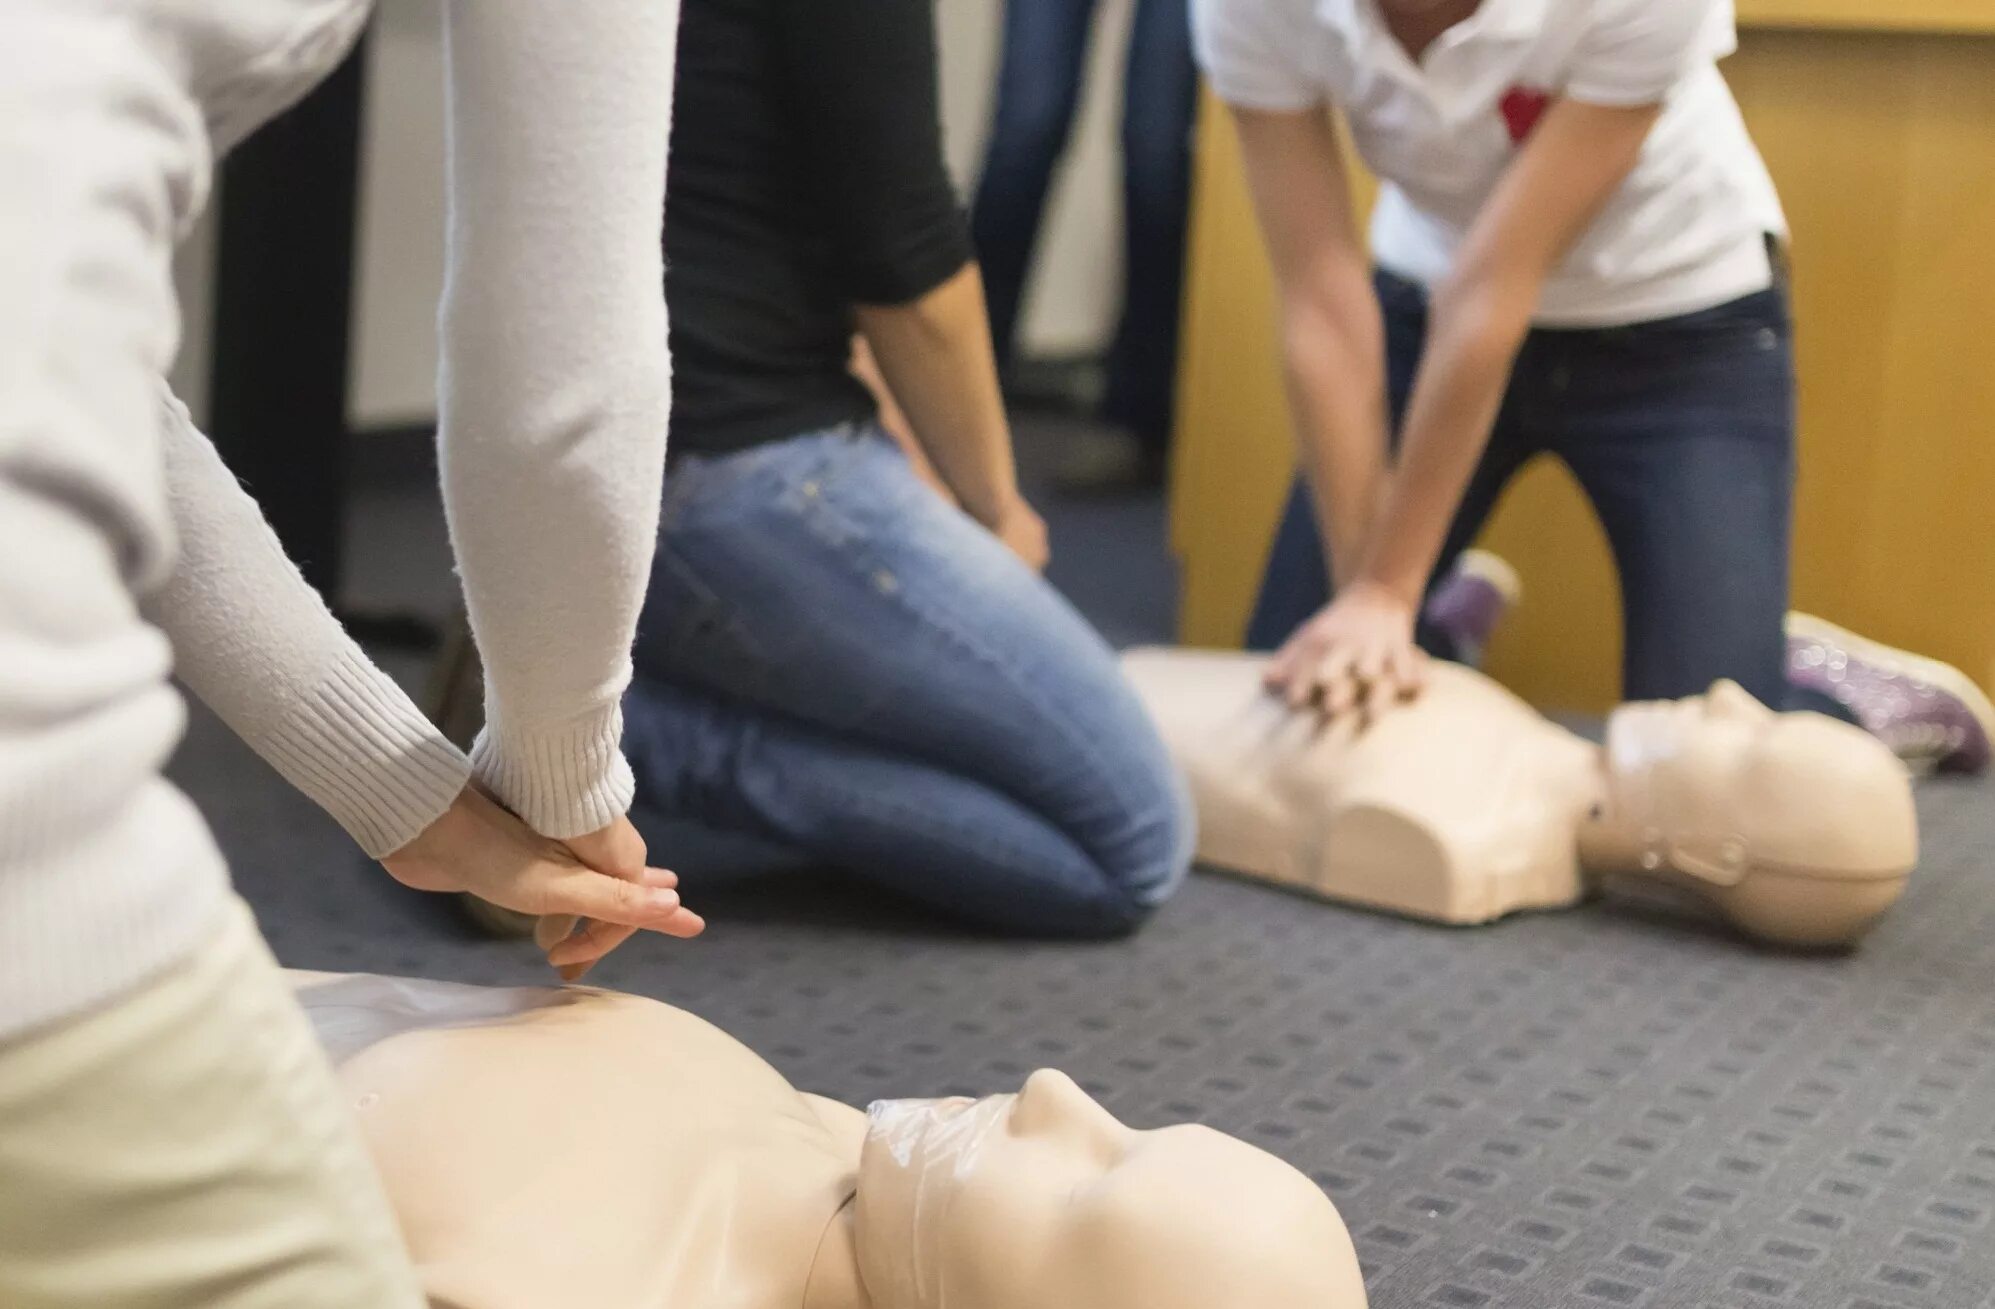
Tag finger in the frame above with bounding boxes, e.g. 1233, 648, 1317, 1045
549, 921, 641, 974
1386, 644, 1427, 700
1286, 645, 1330, 710
1351, 647, 1389, 709
1317, 654, 1362, 717
534, 913, 580, 953
548, 908, 703, 970
525, 869, 686, 928
1264, 643, 1298, 691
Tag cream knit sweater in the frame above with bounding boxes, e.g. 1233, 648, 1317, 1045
0, 0, 676, 1039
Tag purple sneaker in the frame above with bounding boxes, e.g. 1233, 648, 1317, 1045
1424, 550, 1521, 668
1787, 612, 1994, 775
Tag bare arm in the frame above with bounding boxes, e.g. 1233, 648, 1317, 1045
1229, 105, 1387, 585
1270, 98, 1662, 714
853, 264, 1028, 535
1355, 98, 1661, 605
849, 334, 953, 504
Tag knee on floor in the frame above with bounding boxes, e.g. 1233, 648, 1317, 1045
1057, 764, 1198, 941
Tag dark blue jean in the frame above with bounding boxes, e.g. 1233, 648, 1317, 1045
623, 425, 1194, 938
1248, 270, 1830, 713
970, 0, 1197, 449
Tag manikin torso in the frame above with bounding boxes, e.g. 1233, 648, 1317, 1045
296, 973, 860, 1309
1125, 649, 1604, 923
290, 972, 1367, 1309
1123, 648, 1918, 945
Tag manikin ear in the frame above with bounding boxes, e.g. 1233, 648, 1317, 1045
1666, 833, 1751, 888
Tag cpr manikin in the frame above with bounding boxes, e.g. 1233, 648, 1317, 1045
290, 972, 1366, 1309
1123, 649, 1918, 947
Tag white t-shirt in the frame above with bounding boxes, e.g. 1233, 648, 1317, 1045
1193, 0, 1787, 326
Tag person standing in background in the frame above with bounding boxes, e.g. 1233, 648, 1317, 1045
972, 0, 1199, 491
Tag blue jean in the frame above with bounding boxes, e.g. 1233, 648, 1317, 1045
623, 425, 1194, 938
1248, 269, 1832, 714
970, 0, 1197, 449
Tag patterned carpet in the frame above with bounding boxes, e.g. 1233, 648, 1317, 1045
175, 422, 1995, 1307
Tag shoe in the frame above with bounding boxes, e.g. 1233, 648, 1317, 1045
1051, 428, 1167, 496
1423, 549, 1521, 667
1787, 612, 1994, 775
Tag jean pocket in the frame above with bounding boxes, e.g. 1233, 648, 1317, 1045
633, 543, 777, 701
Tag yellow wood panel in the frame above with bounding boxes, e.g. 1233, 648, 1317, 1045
1739, 0, 1995, 35
1172, 29, 1995, 709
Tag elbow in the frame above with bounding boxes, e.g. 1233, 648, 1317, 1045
854, 261, 978, 340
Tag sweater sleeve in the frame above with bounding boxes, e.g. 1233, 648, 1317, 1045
436, 0, 678, 839
141, 388, 470, 858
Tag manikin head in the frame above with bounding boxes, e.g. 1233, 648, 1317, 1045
854, 1070, 1366, 1308
1593, 680, 1918, 945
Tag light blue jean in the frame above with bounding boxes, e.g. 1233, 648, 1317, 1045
624, 424, 1194, 938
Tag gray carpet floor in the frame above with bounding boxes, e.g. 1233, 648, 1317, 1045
172, 418, 1995, 1308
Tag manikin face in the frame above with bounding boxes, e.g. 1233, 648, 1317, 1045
1605, 680, 1915, 881
854, 1070, 1365, 1309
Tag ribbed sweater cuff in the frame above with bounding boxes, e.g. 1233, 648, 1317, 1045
259, 652, 472, 858
469, 702, 633, 841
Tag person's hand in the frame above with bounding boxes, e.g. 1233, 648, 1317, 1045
533, 814, 684, 982
1265, 580, 1427, 718
988, 494, 1050, 572
381, 790, 704, 980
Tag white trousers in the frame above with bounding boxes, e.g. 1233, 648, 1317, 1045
0, 898, 424, 1308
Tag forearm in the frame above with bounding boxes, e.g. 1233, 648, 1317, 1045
853, 263, 1021, 524
437, 0, 677, 838
143, 390, 469, 857
1354, 278, 1531, 603
1280, 284, 1390, 588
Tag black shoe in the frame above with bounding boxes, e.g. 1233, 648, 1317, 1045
1051, 429, 1167, 496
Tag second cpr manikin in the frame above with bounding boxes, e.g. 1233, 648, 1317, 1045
293, 973, 1367, 1308
1123, 648, 1918, 947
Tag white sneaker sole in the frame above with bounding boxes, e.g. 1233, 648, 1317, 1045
1456, 548, 1523, 606
1787, 611, 1995, 740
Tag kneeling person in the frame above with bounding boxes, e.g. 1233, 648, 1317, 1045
619, 0, 1192, 935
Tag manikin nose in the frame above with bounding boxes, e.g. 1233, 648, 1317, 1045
1011, 1070, 1129, 1154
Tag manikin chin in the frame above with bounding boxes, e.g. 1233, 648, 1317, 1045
1123, 648, 1918, 948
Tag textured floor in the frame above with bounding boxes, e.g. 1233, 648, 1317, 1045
173, 419, 1995, 1308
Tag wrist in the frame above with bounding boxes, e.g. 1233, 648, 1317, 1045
1346, 565, 1426, 614
470, 699, 634, 840
960, 481, 1024, 529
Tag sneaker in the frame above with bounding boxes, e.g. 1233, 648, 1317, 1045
1423, 549, 1522, 667
1051, 428, 1168, 496
1786, 612, 1994, 775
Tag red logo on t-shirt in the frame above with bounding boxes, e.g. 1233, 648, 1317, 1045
1499, 87, 1552, 144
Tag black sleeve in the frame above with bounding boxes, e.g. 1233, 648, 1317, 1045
776, 0, 976, 305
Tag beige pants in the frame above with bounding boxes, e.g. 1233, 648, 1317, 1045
0, 899, 425, 1309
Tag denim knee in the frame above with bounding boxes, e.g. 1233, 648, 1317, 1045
1073, 752, 1196, 939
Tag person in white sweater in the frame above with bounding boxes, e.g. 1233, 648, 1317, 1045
0, 2, 698, 1304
